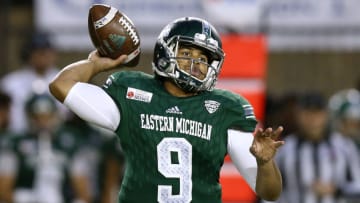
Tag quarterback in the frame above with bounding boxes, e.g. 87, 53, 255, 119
49, 17, 284, 202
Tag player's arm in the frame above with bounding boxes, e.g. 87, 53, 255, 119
49, 50, 127, 102
250, 127, 284, 201
62, 82, 121, 131
227, 128, 284, 201
49, 51, 127, 131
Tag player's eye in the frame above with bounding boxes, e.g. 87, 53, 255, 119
199, 56, 208, 63
180, 51, 191, 57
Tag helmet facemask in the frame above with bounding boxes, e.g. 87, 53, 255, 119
153, 33, 224, 93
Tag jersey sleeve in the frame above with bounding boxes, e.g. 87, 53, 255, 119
222, 91, 258, 132
227, 129, 257, 191
102, 73, 120, 99
64, 83, 120, 131
101, 72, 129, 131
101, 71, 130, 105
101, 71, 140, 133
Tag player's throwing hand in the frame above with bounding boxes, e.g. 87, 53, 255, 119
88, 50, 128, 72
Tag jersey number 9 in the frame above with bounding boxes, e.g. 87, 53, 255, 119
157, 138, 192, 203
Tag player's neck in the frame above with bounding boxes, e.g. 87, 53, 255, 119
163, 80, 197, 97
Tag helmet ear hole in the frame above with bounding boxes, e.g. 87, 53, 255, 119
157, 58, 170, 72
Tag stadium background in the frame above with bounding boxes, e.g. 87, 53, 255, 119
1, 0, 360, 202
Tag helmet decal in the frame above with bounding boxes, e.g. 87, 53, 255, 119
202, 21, 211, 38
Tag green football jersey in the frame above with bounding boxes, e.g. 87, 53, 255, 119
102, 71, 257, 203
0, 131, 17, 150
6, 125, 95, 196
8, 128, 78, 190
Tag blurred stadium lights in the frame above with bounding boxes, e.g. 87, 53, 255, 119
34, 0, 360, 51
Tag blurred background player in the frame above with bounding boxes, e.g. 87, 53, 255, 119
63, 114, 124, 203
328, 88, 360, 147
0, 90, 18, 203
0, 31, 61, 133
0, 93, 93, 203
266, 92, 360, 203
327, 89, 360, 202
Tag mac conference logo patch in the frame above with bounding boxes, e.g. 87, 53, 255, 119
204, 100, 220, 114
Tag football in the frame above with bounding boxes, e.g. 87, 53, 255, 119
88, 4, 141, 67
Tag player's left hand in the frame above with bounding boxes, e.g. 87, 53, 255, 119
250, 126, 285, 165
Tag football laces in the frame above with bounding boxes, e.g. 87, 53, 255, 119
118, 16, 140, 45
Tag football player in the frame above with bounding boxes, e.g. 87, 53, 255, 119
49, 17, 284, 202
328, 89, 360, 142
0, 94, 94, 203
